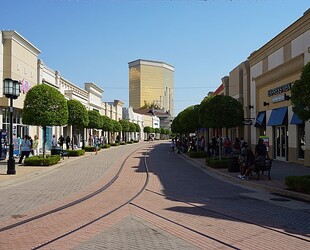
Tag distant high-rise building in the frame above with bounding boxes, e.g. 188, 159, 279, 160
128, 59, 174, 116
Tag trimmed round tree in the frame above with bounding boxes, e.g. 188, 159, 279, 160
101, 115, 113, 143
22, 84, 68, 157
199, 95, 244, 158
67, 100, 89, 148
291, 61, 310, 121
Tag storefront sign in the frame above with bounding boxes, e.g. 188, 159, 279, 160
242, 119, 253, 125
272, 94, 285, 103
268, 82, 292, 97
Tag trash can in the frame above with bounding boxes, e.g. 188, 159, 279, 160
51, 147, 62, 155
228, 155, 240, 172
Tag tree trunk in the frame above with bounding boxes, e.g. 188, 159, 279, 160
43, 126, 47, 158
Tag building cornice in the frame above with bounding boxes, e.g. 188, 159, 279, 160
248, 9, 310, 66
128, 59, 174, 72
84, 82, 104, 93
2, 30, 41, 56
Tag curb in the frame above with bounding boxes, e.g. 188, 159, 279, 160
183, 155, 310, 202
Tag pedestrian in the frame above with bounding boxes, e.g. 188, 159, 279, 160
51, 135, 57, 148
29, 135, 33, 155
224, 137, 232, 156
58, 135, 64, 149
32, 135, 39, 156
200, 136, 205, 151
65, 136, 70, 150
94, 135, 99, 155
18, 135, 31, 164
171, 138, 176, 153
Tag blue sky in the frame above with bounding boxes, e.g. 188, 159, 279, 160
1, 0, 309, 115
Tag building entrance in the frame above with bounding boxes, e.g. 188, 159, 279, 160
275, 126, 287, 161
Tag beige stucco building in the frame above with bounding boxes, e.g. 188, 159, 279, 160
212, 9, 310, 166
248, 9, 310, 166
0, 30, 125, 153
128, 59, 174, 117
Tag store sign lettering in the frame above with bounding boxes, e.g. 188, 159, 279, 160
267, 82, 292, 97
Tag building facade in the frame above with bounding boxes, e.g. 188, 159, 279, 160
248, 9, 310, 166
128, 59, 174, 117
212, 9, 310, 166
1, 30, 125, 153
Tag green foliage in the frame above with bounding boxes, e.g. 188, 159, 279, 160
171, 105, 201, 134
88, 110, 102, 129
84, 146, 101, 152
22, 84, 68, 126
67, 100, 89, 128
120, 141, 127, 145
140, 101, 160, 110
155, 128, 161, 133
134, 123, 141, 132
119, 119, 130, 132
188, 151, 209, 158
101, 144, 111, 149
199, 95, 244, 129
24, 155, 61, 166
285, 175, 310, 194
206, 157, 229, 169
111, 120, 122, 132
101, 115, 113, 131
291, 62, 310, 121
129, 122, 137, 132
64, 149, 85, 156
110, 142, 120, 146
144, 126, 152, 133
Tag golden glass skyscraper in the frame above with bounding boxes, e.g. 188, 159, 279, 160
128, 59, 174, 116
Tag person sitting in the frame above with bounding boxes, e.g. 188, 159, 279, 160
238, 142, 254, 179
243, 138, 269, 178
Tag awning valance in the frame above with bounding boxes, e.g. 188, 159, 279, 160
267, 107, 288, 126
290, 112, 304, 125
254, 111, 266, 127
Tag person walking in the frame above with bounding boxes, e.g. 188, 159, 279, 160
58, 135, 64, 149
18, 135, 31, 164
51, 135, 57, 148
32, 135, 39, 156
170, 139, 176, 153
65, 136, 70, 150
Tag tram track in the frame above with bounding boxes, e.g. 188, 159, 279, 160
0, 142, 308, 249
0, 144, 151, 249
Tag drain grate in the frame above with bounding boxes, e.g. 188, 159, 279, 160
270, 197, 291, 202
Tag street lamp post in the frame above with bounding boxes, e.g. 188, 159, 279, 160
3, 78, 21, 175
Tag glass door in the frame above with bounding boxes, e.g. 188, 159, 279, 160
275, 126, 287, 160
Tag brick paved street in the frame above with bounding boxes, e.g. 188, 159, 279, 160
0, 141, 309, 249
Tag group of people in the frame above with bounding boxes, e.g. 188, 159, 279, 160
170, 136, 205, 154
211, 136, 244, 157
52, 135, 73, 150
237, 138, 269, 179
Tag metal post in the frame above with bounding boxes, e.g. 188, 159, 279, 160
7, 96, 15, 174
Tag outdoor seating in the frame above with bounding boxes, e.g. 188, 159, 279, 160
253, 159, 273, 180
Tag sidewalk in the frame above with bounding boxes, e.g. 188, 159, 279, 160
189, 156, 310, 202
1, 150, 309, 202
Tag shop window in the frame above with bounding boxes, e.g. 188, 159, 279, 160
297, 124, 305, 159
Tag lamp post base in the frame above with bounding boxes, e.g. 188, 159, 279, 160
7, 158, 16, 175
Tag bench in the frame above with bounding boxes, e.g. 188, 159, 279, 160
60, 150, 69, 160
254, 159, 273, 180
51, 147, 69, 160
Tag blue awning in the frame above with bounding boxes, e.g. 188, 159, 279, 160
254, 111, 266, 127
267, 107, 288, 126
290, 112, 304, 125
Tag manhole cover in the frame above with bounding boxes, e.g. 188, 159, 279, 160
270, 197, 291, 202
